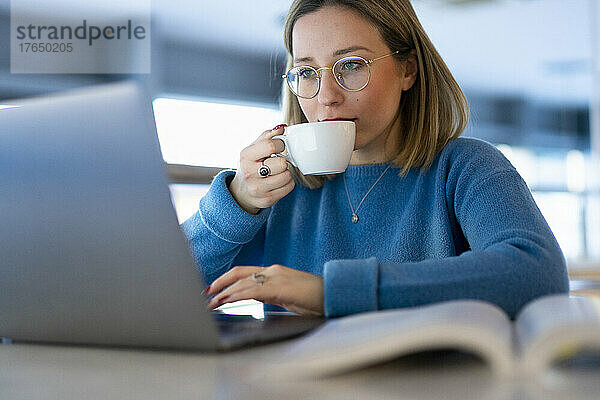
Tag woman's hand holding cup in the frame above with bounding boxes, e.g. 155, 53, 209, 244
229, 124, 295, 214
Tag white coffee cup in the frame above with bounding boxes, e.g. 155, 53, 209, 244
272, 121, 356, 175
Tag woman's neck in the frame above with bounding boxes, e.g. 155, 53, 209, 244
349, 114, 401, 165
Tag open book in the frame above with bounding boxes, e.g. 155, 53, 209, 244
265, 294, 600, 378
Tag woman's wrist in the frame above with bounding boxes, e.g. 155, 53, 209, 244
228, 175, 260, 215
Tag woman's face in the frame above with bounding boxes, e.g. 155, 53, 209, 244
292, 6, 415, 165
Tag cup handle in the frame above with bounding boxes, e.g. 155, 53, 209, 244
272, 134, 297, 168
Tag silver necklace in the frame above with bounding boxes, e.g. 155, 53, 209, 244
343, 164, 392, 224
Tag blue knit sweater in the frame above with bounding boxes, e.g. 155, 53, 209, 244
181, 137, 569, 318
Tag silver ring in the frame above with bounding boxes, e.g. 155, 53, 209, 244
251, 272, 267, 286
258, 161, 271, 178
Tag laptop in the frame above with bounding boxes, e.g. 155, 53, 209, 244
0, 82, 323, 351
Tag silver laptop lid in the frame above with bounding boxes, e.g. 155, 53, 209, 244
0, 82, 221, 350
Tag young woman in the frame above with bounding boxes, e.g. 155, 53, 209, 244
182, 0, 569, 318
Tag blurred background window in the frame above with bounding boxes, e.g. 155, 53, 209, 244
153, 98, 281, 168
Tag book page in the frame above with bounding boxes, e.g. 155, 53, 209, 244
515, 295, 600, 374
264, 300, 514, 378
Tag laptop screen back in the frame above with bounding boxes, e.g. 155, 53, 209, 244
0, 82, 221, 350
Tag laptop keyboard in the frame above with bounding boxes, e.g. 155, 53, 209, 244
211, 311, 325, 348
212, 313, 266, 335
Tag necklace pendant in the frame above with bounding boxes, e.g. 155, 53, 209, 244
343, 164, 391, 226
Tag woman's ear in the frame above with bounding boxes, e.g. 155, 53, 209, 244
401, 49, 418, 91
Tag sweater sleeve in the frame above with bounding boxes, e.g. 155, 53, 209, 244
323, 143, 569, 319
180, 170, 268, 285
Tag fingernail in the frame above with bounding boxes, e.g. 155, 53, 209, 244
207, 297, 218, 309
272, 123, 287, 131
215, 296, 230, 308
203, 285, 211, 295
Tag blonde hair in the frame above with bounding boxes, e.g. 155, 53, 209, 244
281, 0, 469, 189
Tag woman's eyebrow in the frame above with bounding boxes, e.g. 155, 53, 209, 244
294, 56, 313, 64
293, 46, 373, 64
333, 46, 372, 56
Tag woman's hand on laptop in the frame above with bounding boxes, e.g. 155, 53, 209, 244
205, 265, 324, 317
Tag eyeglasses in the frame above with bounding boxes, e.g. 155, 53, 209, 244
282, 51, 399, 99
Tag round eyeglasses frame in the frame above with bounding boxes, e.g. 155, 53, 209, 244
282, 50, 399, 99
